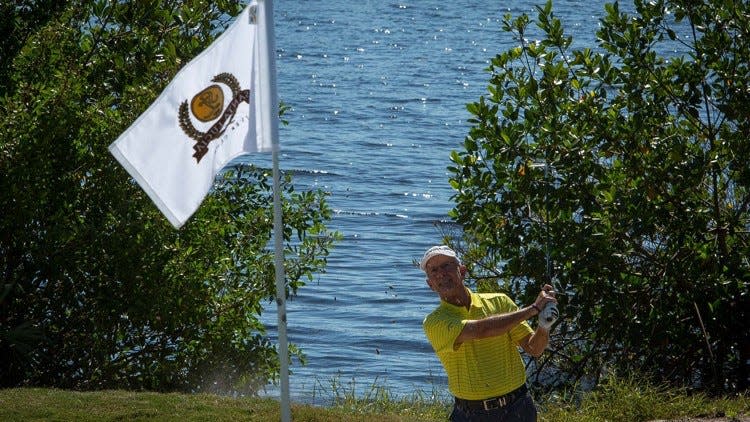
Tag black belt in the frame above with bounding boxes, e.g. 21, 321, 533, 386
454, 384, 528, 411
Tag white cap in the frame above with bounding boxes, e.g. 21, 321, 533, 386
419, 245, 458, 271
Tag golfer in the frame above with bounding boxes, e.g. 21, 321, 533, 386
420, 245, 558, 422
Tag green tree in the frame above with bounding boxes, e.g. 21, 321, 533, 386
448, 0, 749, 393
0, 1, 339, 393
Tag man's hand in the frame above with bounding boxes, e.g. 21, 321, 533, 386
538, 302, 558, 330
534, 284, 558, 330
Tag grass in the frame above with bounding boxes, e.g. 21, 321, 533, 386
537, 376, 750, 422
1, 376, 748, 421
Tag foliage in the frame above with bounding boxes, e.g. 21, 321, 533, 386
0, 1, 339, 393
448, 0, 750, 393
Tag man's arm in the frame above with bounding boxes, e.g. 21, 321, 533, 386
453, 305, 538, 348
519, 326, 550, 358
454, 285, 557, 350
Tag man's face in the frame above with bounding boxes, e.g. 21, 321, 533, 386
424, 254, 463, 293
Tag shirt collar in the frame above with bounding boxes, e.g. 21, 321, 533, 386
439, 288, 482, 310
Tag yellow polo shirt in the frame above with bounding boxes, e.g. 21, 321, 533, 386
423, 290, 533, 400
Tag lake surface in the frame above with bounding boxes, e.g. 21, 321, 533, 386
245, 0, 635, 405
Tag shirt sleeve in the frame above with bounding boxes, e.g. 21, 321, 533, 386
510, 320, 534, 345
423, 309, 465, 354
495, 293, 534, 345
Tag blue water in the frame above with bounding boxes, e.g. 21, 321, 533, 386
245, 0, 635, 404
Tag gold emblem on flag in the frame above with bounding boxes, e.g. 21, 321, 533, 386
191, 85, 224, 122
179, 73, 250, 163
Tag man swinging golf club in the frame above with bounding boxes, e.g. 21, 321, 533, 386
420, 245, 558, 422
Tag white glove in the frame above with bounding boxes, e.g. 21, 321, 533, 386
538, 302, 559, 330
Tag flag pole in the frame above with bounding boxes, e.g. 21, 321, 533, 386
257, 0, 291, 421
272, 120, 291, 422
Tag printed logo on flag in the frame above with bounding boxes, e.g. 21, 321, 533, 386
109, 2, 276, 228
178, 72, 250, 163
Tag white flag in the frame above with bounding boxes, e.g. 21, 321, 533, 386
109, 1, 278, 228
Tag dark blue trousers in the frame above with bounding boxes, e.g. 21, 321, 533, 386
448, 392, 537, 422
